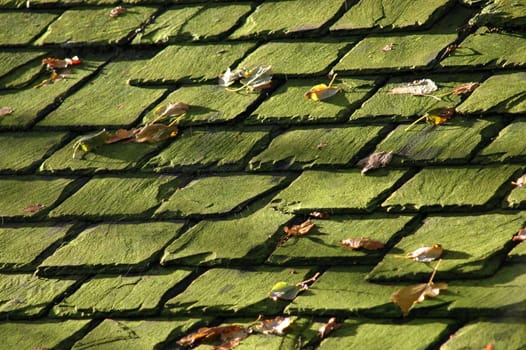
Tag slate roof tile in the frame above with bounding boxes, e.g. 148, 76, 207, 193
0, 11, 59, 45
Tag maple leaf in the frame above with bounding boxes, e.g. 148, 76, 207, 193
304, 74, 341, 101
512, 227, 526, 242
251, 316, 292, 335
357, 151, 393, 175
340, 238, 385, 251
23, 204, 45, 212
511, 173, 526, 187
405, 107, 455, 131
0, 106, 13, 117
283, 219, 315, 235
388, 79, 438, 96
318, 317, 341, 339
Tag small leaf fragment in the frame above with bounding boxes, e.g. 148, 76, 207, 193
318, 317, 341, 339
357, 151, 393, 175
512, 173, 526, 187
154, 102, 189, 118
72, 129, 110, 159
388, 79, 438, 96
23, 204, 45, 212
405, 107, 455, 131
381, 43, 394, 52
104, 128, 136, 144
512, 227, 526, 242
252, 316, 292, 335
404, 244, 443, 262
176, 325, 248, 349
223, 65, 273, 93
132, 124, 178, 143
284, 219, 315, 235
450, 82, 479, 95
110, 6, 126, 18
0, 106, 13, 117
269, 282, 302, 301
340, 238, 385, 251
304, 74, 341, 101
42, 56, 80, 70
309, 211, 330, 219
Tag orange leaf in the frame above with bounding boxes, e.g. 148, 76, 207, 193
284, 220, 315, 235
318, 317, 341, 339
340, 238, 385, 251
23, 204, 45, 212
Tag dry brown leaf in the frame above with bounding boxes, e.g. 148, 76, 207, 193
318, 317, 341, 339
252, 316, 292, 335
23, 204, 45, 212
132, 124, 178, 143
309, 211, 330, 219
357, 151, 393, 175
340, 237, 385, 251
512, 173, 526, 187
512, 227, 526, 242
450, 82, 479, 95
388, 79, 438, 96
0, 106, 13, 117
110, 6, 126, 17
104, 128, 136, 144
284, 220, 315, 235
154, 102, 189, 118
177, 325, 248, 349
42, 56, 80, 70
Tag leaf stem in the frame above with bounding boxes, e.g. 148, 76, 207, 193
405, 115, 428, 131
328, 73, 338, 87
427, 259, 442, 285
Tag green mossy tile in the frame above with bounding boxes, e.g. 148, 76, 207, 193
456, 72, 526, 115
440, 319, 526, 350
268, 214, 414, 265
474, 120, 526, 163
440, 27, 526, 69
375, 118, 500, 165
271, 169, 408, 214
230, 0, 344, 39
34, 6, 157, 45
382, 165, 520, 211
163, 267, 313, 316
237, 40, 355, 76
154, 174, 287, 218
38, 222, 184, 274
0, 11, 59, 45
39, 134, 159, 174
134, 4, 252, 43
0, 50, 46, 88
0, 176, 75, 218
0, 132, 68, 173
0, 274, 78, 317
38, 55, 165, 128
351, 74, 483, 121
142, 85, 261, 127
0, 320, 90, 350
330, 0, 453, 32
368, 213, 524, 282
129, 43, 255, 84
0, 223, 73, 271
317, 319, 454, 350
471, 0, 526, 28
506, 186, 526, 209
143, 127, 269, 172
0, 55, 107, 129
49, 175, 181, 220
161, 207, 292, 266
71, 318, 207, 350
246, 77, 380, 125
51, 269, 192, 318
509, 241, 526, 262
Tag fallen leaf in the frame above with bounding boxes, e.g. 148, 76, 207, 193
224, 65, 273, 93
340, 238, 385, 251
304, 74, 341, 101
283, 220, 315, 235
318, 317, 341, 339
512, 227, 526, 242
0, 106, 13, 117
388, 79, 438, 96
23, 204, 45, 212
357, 151, 393, 175
218, 67, 244, 87
316, 141, 328, 150
34, 71, 60, 88
512, 173, 526, 187
154, 102, 189, 118
381, 43, 394, 52
450, 82, 479, 95
269, 272, 320, 301
405, 107, 455, 131
110, 6, 126, 18
309, 211, 330, 219
42, 56, 80, 70
398, 244, 443, 262
177, 325, 248, 349
132, 124, 178, 143
104, 128, 136, 144
252, 316, 292, 335
72, 129, 110, 159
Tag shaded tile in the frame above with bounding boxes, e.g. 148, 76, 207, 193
38, 55, 165, 127
0, 176, 75, 218
154, 174, 287, 218
440, 28, 526, 69
0, 132, 68, 173
129, 43, 255, 84
271, 169, 408, 214
238, 40, 355, 76
474, 120, 526, 163
246, 77, 379, 125
38, 222, 184, 275
51, 269, 192, 318
267, 214, 415, 265
330, 0, 454, 32
0, 223, 73, 271
230, 0, 344, 39
382, 165, 520, 211
0, 11, 59, 45
49, 175, 182, 220
0, 320, 90, 350
509, 241, 526, 262
34, 6, 158, 45
506, 186, 526, 209
0, 274, 78, 317
456, 72, 526, 115
163, 267, 313, 316
143, 127, 270, 172
0, 50, 46, 88
161, 207, 293, 266
471, 0, 526, 28
367, 213, 524, 281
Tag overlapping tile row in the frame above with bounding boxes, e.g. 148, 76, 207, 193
0, 0, 525, 349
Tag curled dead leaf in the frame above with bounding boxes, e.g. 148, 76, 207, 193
512, 227, 526, 242
0, 106, 13, 117
132, 124, 178, 143
512, 173, 526, 187
42, 56, 80, 70
399, 244, 443, 262
318, 317, 341, 339
388, 79, 438, 96
450, 82, 479, 95
357, 151, 393, 175
340, 238, 385, 251
154, 102, 189, 118
304, 74, 341, 101
252, 316, 292, 335
104, 128, 136, 144
177, 325, 248, 349
284, 219, 315, 235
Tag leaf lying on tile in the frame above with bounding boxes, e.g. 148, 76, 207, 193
340, 237, 385, 251
304, 74, 341, 101
221, 65, 273, 93
357, 151, 393, 175
381, 43, 394, 52
391, 259, 447, 316
23, 204, 45, 212
72, 129, 110, 159
318, 317, 342, 339
395, 243, 444, 262
109, 6, 126, 18
133, 123, 178, 143
512, 227, 526, 242
177, 325, 249, 349
431, 82, 480, 100
387, 79, 438, 96
42, 56, 81, 70
269, 272, 321, 301
0, 106, 13, 117
153, 102, 189, 119
511, 173, 526, 187
251, 316, 292, 335
404, 107, 455, 131
284, 219, 315, 235
309, 211, 330, 219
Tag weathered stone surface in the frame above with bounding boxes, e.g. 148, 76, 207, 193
330, 0, 453, 32
51, 269, 192, 317
506, 186, 526, 209
0, 50, 46, 88
154, 174, 287, 218
230, 0, 344, 39
375, 118, 500, 165
0, 223, 73, 271
471, 0, 526, 28
71, 318, 207, 350
246, 77, 379, 125
0, 176, 75, 218
0, 274, 78, 317
456, 72, 526, 115
238, 40, 354, 76
368, 213, 524, 281
161, 207, 292, 266
38, 54, 165, 127
143, 127, 270, 172
49, 175, 181, 220
38, 222, 184, 274
382, 166, 520, 211
163, 267, 312, 316
271, 169, 408, 214
509, 241, 526, 262
0, 320, 90, 350
35, 6, 157, 45
441, 27, 526, 69
268, 214, 414, 265
129, 43, 255, 84
134, 4, 251, 43
0, 132, 68, 173
441, 319, 526, 349
0, 11, 58, 45
474, 120, 526, 163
